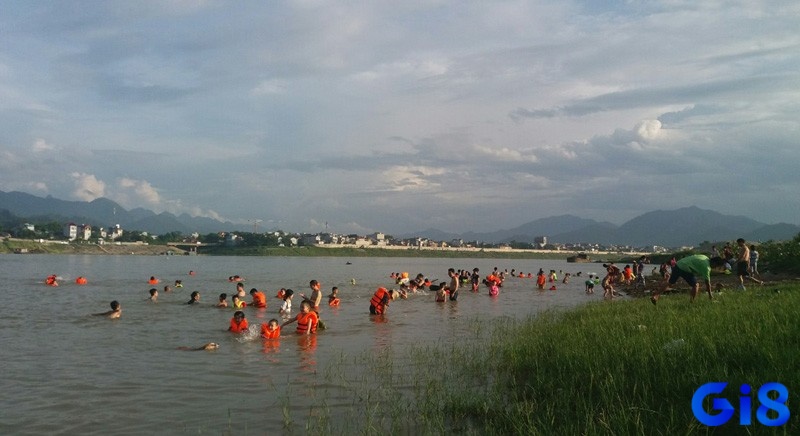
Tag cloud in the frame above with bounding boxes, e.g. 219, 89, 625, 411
32, 139, 56, 153
118, 177, 161, 205
70, 172, 106, 201
251, 79, 287, 96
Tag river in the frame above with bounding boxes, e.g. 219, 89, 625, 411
0, 254, 614, 435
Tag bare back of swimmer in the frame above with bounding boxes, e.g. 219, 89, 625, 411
177, 343, 219, 351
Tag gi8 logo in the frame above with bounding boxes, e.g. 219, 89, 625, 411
691, 382, 790, 426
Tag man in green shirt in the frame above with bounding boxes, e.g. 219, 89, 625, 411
651, 254, 727, 304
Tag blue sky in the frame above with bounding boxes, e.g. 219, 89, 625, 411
1, 1, 799, 235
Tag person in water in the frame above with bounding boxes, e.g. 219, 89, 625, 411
217, 293, 228, 308
250, 288, 267, 308
45, 275, 59, 286
148, 288, 158, 303
328, 287, 340, 307
232, 294, 246, 308
301, 280, 323, 314
282, 300, 318, 335
148, 276, 159, 285
280, 289, 294, 315
228, 310, 249, 333
235, 282, 246, 299
94, 300, 121, 319
177, 342, 219, 351
369, 287, 397, 315
187, 291, 200, 305
260, 319, 281, 339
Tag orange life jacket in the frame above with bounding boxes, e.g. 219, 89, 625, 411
75, 277, 87, 285
296, 311, 318, 334
328, 297, 340, 307
229, 318, 249, 333
537, 274, 546, 286
369, 288, 390, 314
260, 324, 280, 339
251, 291, 267, 308
148, 278, 159, 285
46, 275, 58, 286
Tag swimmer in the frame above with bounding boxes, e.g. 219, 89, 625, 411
235, 282, 246, 299
148, 276, 159, 285
232, 294, 246, 308
45, 275, 59, 287
187, 291, 200, 305
148, 288, 158, 302
280, 289, 294, 315
93, 300, 121, 319
260, 319, 281, 339
189, 270, 196, 276
228, 310, 249, 333
328, 287, 340, 307
163, 285, 172, 293
177, 342, 219, 351
174, 280, 183, 288
281, 300, 318, 335
217, 293, 228, 308
75, 276, 87, 285
250, 288, 267, 308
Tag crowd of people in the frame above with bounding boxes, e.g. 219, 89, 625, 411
64, 237, 769, 349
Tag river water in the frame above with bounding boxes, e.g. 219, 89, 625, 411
0, 254, 612, 435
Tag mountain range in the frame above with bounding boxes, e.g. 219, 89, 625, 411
1, 190, 798, 247
401, 207, 800, 247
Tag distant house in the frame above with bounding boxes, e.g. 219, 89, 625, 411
108, 224, 123, 240
225, 233, 240, 246
81, 224, 92, 241
302, 234, 322, 246
63, 223, 78, 240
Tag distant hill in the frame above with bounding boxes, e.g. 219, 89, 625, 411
404, 206, 800, 247
2, 190, 798, 245
0, 190, 238, 234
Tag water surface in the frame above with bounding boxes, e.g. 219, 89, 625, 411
0, 254, 613, 434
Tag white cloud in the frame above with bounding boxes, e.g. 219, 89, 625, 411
251, 79, 287, 96
70, 172, 106, 201
118, 177, 161, 205
473, 144, 538, 163
32, 139, 56, 153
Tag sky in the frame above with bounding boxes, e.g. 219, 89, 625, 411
1, 1, 799, 235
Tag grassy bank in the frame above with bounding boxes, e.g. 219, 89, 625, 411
328, 285, 800, 434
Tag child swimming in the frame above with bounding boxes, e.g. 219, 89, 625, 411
260, 319, 281, 339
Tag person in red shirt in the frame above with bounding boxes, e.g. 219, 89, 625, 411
228, 311, 249, 333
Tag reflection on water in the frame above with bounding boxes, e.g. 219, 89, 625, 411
0, 254, 612, 434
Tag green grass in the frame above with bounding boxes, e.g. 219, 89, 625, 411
336, 285, 800, 435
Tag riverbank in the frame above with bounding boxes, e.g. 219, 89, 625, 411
1, 238, 632, 261
0, 239, 185, 255
342, 282, 800, 434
